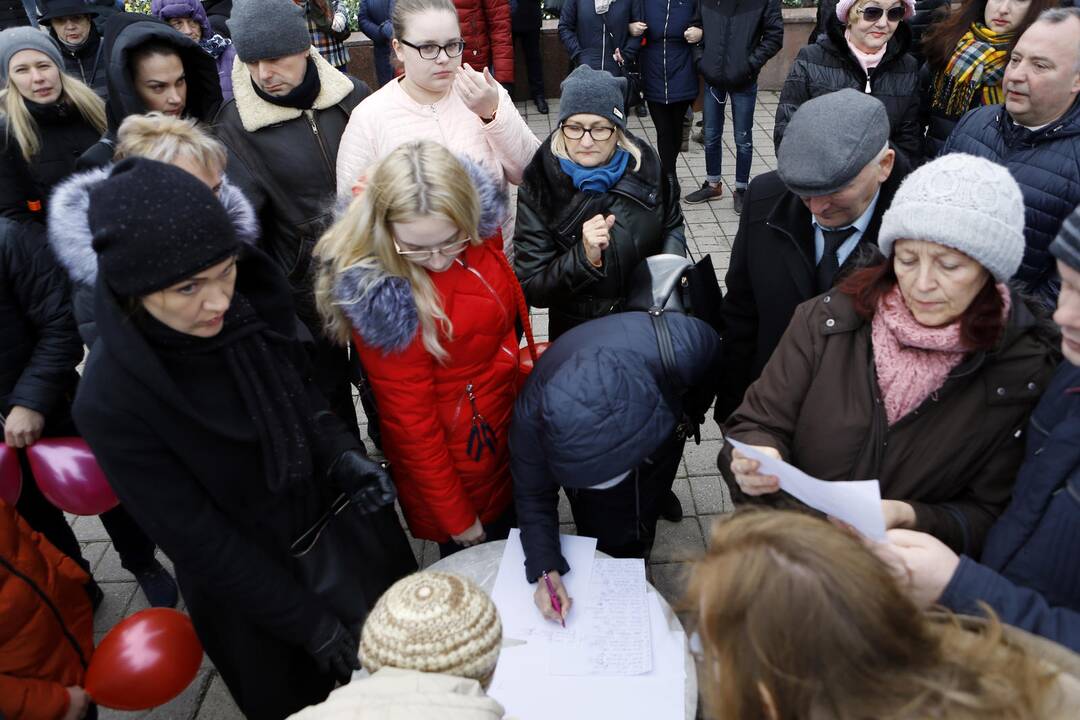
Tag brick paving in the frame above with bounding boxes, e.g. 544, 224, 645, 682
73, 92, 782, 719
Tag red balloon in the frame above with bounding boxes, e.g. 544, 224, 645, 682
26, 438, 118, 516
86, 609, 203, 711
0, 444, 21, 505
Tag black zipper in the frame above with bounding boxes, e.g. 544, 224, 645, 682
307, 111, 335, 185
0, 554, 88, 670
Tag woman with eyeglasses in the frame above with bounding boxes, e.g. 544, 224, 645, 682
514, 64, 687, 341
335, 0, 538, 256
775, 0, 923, 164
316, 140, 535, 558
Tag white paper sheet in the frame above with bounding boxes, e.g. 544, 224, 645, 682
488, 588, 685, 720
550, 558, 651, 676
490, 529, 597, 637
727, 438, 887, 540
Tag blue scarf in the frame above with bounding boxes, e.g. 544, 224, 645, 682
559, 148, 630, 193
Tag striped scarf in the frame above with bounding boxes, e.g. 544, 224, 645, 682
931, 23, 1014, 119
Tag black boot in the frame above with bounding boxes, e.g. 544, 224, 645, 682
660, 490, 683, 522
533, 95, 549, 114
134, 559, 179, 608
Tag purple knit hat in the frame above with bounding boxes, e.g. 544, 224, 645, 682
150, 0, 213, 40
835, 0, 915, 24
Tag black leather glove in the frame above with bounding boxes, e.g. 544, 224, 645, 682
306, 616, 360, 683
329, 449, 396, 514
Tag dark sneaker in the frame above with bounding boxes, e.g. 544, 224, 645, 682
533, 95, 549, 114
660, 490, 683, 523
734, 189, 746, 215
135, 560, 179, 608
684, 181, 723, 204
635, 102, 648, 117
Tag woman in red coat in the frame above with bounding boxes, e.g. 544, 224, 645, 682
0, 501, 94, 720
316, 140, 533, 556
454, 0, 515, 86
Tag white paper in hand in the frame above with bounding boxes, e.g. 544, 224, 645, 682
727, 438, 887, 540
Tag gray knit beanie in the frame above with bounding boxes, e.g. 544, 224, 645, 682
228, 0, 311, 63
1051, 205, 1080, 273
0, 27, 64, 86
558, 64, 628, 131
878, 154, 1025, 283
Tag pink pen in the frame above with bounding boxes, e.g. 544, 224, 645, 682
542, 571, 565, 628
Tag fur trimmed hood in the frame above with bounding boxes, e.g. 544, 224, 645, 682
230, 49, 356, 133
331, 158, 509, 353
47, 165, 259, 287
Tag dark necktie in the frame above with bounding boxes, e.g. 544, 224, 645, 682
816, 226, 858, 293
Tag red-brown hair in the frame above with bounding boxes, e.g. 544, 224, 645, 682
838, 260, 1006, 351
922, 0, 1058, 72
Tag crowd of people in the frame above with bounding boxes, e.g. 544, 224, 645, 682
2, 0, 1080, 718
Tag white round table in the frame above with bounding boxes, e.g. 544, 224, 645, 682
429, 540, 698, 720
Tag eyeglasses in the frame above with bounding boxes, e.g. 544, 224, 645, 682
560, 124, 616, 142
393, 236, 471, 262
398, 38, 466, 60
858, 5, 906, 22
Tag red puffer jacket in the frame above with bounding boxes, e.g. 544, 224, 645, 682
455, 0, 515, 83
0, 501, 94, 720
347, 236, 532, 542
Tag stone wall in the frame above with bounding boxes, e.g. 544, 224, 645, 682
344, 8, 817, 96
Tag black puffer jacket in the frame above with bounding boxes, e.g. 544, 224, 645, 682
212, 52, 369, 335
0, 101, 101, 224
511, 311, 721, 581
513, 133, 687, 339
0, 218, 81, 422
47, 164, 260, 347
77, 13, 223, 169
49, 23, 108, 99
776, 16, 922, 163
693, 0, 784, 92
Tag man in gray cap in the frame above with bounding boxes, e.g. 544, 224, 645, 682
214, 0, 370, 436
715, 89, 910, 420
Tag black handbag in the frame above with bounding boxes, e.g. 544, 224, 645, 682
290, 493, 417, 626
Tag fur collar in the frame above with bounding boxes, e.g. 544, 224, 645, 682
230, 49, 356, 133
47, 165, 259, 286
331, 158, 508, 353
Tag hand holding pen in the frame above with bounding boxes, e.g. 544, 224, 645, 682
535, 570, 572, 625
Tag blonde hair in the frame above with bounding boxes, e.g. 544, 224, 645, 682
550, 125, 643, 173
114, 113, 226, 174
391, 0, 459, 40
1, 67, 106, 163
315, 140, 482, 361
686, 510, 1058, 720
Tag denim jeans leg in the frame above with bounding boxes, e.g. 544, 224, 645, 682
702, 84, 726, 185
730, 84, 758, 190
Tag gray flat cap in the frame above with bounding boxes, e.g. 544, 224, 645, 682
777, 89, 891, 197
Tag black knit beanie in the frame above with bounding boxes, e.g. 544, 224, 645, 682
89, 157, 240, 297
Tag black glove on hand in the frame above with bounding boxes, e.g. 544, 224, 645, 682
306, 616, 360, 683
329, 449, 396, 514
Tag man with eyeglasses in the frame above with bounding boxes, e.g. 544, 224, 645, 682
214, 0, 371, 436
944, 7, 1080, 307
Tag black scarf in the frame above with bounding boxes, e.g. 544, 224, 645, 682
251, 56, 322, 110
137, 293, 314, 494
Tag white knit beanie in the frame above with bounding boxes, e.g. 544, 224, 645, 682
878, 153, 1026, 283
360, 572, 502, 684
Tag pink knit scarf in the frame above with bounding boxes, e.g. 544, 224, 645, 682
871, 284, 1010, 425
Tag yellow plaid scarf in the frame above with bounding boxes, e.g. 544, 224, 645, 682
931, 23, 1014, 118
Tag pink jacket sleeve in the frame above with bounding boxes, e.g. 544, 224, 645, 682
482, 85, 541, 186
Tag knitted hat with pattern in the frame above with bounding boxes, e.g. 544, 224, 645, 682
360, 572, 502, 684
878, 153, 1025, 283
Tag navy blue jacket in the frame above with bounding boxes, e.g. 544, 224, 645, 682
640, 0, 699, 104
358, 0, 394, 44
941, 362, 1080, 652
559, 0, 644, 76
510, 311, 721, 582
944, 99, 1080, 306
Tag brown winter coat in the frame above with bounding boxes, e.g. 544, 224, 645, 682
721, 288, 1059, 556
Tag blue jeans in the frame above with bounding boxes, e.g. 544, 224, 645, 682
703, 83, 758, 190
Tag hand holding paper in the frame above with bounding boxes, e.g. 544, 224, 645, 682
726, 438, 887, 540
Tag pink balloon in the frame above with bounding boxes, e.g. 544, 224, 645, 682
0, 444, 21, 505
27, 438, 118, 516
86, 609, 203, 711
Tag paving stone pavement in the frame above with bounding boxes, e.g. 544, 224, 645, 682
73, 92, 781, 719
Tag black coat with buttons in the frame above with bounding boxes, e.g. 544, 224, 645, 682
0, 101, 101, 225
721, 287, 1059, 557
